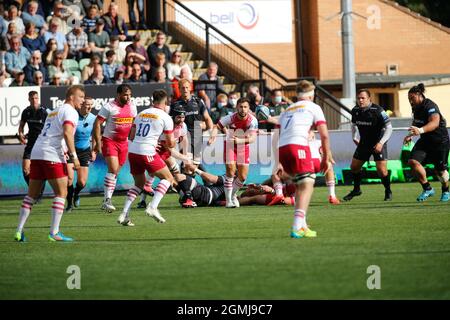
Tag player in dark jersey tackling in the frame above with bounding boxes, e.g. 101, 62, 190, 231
18, 91, 47, 202
344, 89, 393, 201
404, 83, 450, 202
176, 169, 225, 207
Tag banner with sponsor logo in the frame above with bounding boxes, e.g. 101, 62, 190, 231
177, 0, 293, 44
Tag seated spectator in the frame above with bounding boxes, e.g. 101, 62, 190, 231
102, 35, 125, 64
44, 17, 68, 58
82, 1, 104, 14
21, 0, 47, 33
102, 2, 128, 41
46, 1, 71, 36
88, 18, 109, 54
49, 72, 64, 86
112, 68, 124, 84
22, 22, 46, 54
228, 91, 240, 109
103, 49, 120, 80
166, 50, 192, 80
9, 70, 29, 87
82, 4, 99, 33
67, 25, 91, 60
126, 62, 145, 83
84, 63, 111, 84
122, 51, 135, 80
31, 70, 44, 85
209, 93, 234, 124
4, 35, 31, 76
4, 4, 25, 35
0, 15, 6, 38
125, 33, 150, 74
150, 67, 170, 85
171, 66, 193, 101
81, 53, 101, 81
43, 38, 58, 66
47, 51, 72, 85
148, 52, 167, 80
21, 0, 46, 18
197, 61, 224, 109
268, 88, 287, 116
63, 0, 86, 17
246, 84, 264, 112
1, 22, 18, 51
24, 50, 49, 83
0, 71, 10, 87
147, 31, 171, 68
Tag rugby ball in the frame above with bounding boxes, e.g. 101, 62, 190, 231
256, 105, 270, 121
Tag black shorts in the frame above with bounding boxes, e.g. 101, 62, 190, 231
67, 148, 91, 167
23, 144, 34, 160
353, 143, 388, 162
191, 176, 225, 206
410, 139, 449, 171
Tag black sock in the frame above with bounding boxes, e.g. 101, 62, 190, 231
74, 183, 84, 197
353, 172, 362, 192
23, 172, 29, 185
421, 182, 432, 191
442, 185, 449, 193
67, 184, 74, 206
381, 175, 391, 192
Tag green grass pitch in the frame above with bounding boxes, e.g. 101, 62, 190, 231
0, 183, 449, 299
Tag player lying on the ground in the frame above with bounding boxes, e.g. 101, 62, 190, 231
237, 183, 296, 206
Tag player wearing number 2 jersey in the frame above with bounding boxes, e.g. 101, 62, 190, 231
15, 85, 85, 242
93, 84, 137, 213
117, 90, 176, 226
278, 80, 334, 239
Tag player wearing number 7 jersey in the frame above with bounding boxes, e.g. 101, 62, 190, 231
117, 90, 176, 226
277, 80, 334, 239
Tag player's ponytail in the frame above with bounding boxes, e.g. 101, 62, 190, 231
408, 83, 426, 98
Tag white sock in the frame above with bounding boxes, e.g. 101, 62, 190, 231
123, 186, 141, 217
224, 176, 234, 203
326, 180, 336, 197
149, 179, 171, 209
293, 209, 307, 230
17, 196, 34, 233
50, 197, 65, 235
232, 177, 244, 197
104, 172, 117, 200
274, 182, 283, 196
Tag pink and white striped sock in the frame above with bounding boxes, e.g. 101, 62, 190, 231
104, 172, 117, 200
293, 209, 307, 230
224, 176, 234, 203
149, 179, 171, 209
274, 182, 283, 196
50, 197, 65, 235
232, 177, 245, 197
123, 186, 142, 217
326, 180, 336, 197
17, 195, 34, 233
145, 176, 155, 191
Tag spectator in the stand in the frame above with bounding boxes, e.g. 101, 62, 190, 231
4, 5, 25, 35
268, 88, 287, 116
4, 35, 31, 76
127, 0, 147, 30
246, 84, 264, 112
113, 68, 124, 84
150, 66, 171, 85
197, 62, 224, 110
84, 63, 110, 84
44, 17, 69, 58
1, 22, 18, 51
88, 18, 109, 54
122, 51, 135, 80
43, 38, 58, 66
81, 53, 101, 81
9, 70, 29, 87
0, 16, 6, 37
66, 24, 91, 60
49, 72, 63, 86
47, 51, 71, 84
125, 33, 150, 75
21, 0, 47, 33
147, 31, 171, 68
103, 49, 120, 80
24, 50, 49, 83
209, 93, 231, 124
21, 0, 46, 18
46, 1, 70, 36
31, 70, 44, 85
171, 65, 193, 101
126, 62, 145, 83
0, 71, 9, 87
228, 91, 239, 109
22, 22, 47, 54
148, 52, 166, 81
82, 0, 103, 14
166, 50, 192, 80
102, 2, 128, 41
103, 35, 125, 64
63, 0, 86, 17
82, 4, 99, 33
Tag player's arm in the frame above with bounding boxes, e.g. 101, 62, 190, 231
207, 125, 218, 145
129, 123, 136, 141
18, 120, 27, 144
409, 113, 440, 136
203, 108, 214, 131
317, 123, 334, 174
163, 132, 176, 149
198, 90, 211, 109
266, 115, 279, 125
63, 122, 80, 170
374, 121, 393, 153
234, 129, 257, 144
92, 117, 105, 154
351, 123, 359, 145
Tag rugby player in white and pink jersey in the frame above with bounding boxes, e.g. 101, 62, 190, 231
277, 80, 334, 239
93, 84, 137, 213
117, 90, 176, 226
208, 97, 258, 208
14, 85, 85, 242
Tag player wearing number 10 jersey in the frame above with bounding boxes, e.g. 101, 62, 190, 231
117, 90, 176, 226
278, 80, 334, 239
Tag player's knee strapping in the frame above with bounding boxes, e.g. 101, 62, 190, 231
293, 172, 316, 185
438, 170, 449, 184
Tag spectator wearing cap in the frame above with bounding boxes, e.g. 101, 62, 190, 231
103, 49, 121, 80
197, 62, 224, 109
4, 35, 31, 76
67, 24, 91, 60
102, 35, 125, 64
84, 63, 111, 84
46, 1, 71, 35
4, 4, 25, 35
44, 17, 69, 58
125, 33, 150, 74
88, 18, 110, 54
22, 22, 47, 54
126, 62, 145, 83
102, 2, 128, 41
21, 0, 47, 33
147, 31, 171, 68
9, 70, 30, 87
24, 50, 49, 83
82, 4, 99, 33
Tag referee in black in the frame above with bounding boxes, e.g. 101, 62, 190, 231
404, 83, 449, 202
344, 89, 393, 201
18, 91, 47, 201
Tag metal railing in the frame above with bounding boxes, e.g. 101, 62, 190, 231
162, 0, 352, 129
